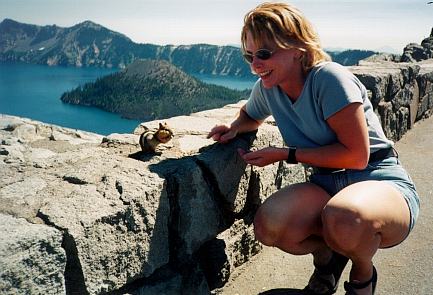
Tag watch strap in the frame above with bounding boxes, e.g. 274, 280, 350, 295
287, 146, 298, 164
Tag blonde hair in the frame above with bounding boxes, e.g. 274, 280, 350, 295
241, 2, 330, 73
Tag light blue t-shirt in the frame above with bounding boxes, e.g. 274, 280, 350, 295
245, 62, 393, 152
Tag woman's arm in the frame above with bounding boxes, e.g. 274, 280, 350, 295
208, 104, 263, 143
240, 102, 369, 169
296, 102, 370, 169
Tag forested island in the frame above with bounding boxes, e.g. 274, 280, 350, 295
60, 59, 250, 120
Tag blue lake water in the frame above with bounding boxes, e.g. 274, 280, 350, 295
0, 63, 256, 135
192, 73, 255, 91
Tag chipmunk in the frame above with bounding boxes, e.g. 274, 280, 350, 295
139, 122, 173, 153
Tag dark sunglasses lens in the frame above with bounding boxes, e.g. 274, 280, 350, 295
243, 49, 272, 63
256, 49, 272, 60
243, 54, 253, 63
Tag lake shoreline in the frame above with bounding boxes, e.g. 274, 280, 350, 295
0, 63, 255, 135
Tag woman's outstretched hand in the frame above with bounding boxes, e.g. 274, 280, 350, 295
207, 125, 238, 143
238, 147, 286, 167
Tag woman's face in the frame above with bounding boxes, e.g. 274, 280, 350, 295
244, 31, 302, 90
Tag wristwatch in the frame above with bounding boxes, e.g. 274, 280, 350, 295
286, 146, 298, 164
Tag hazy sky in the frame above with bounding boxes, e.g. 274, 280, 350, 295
1, 0, 431, 53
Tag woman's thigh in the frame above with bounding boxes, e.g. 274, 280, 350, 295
311, 156, 419, 248
323, 180, 411, 248
254, 182, 331, 244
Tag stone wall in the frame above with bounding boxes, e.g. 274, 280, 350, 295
0, 104, 306, 295
350, 60, 433, 141
1, 60, 433, 295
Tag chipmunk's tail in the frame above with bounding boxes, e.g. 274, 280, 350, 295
139, 132, 146, 151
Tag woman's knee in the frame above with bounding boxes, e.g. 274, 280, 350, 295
253, 204, 280, 246
321, 202, 378, 252
253, 183, 329, 247
252, 187, 290, 245
253, 209, 307, 252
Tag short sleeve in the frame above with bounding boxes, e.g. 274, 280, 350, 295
314, 63, 364, 119
245, 80, 271, 121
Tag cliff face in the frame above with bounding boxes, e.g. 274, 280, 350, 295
0, 19, 139, 69
0, 19, 377, 79
0, 19, 251, 77
1, 61, 433, 295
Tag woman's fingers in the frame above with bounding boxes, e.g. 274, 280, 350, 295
207, 125, 228, 139
219, 130, 237, 143
239, 149, 263, 165
208, 125, 237, 143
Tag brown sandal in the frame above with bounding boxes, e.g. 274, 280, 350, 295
303, 251, 349, 295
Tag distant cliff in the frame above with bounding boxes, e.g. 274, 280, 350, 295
60, 59, 249, 120
0, 19, 252, 77
328, 49, 377, 66
0, 18, 377, 78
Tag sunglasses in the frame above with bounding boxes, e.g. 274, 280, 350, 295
242, 48, 275, 63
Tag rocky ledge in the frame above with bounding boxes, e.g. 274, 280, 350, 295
1, 60, 433, 295
0, 103, 305, 295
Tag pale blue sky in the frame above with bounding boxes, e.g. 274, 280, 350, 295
1, 0, 431, 53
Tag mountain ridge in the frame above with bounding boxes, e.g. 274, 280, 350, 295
1, 18, 378, 78
0, 18, 252, 77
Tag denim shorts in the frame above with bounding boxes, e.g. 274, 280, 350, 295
309, 156, 420, 234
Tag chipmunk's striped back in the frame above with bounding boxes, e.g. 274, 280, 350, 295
139, 122, 173, 153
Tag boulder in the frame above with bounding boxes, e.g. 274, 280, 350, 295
37, 157, 170, 295
0, 214, 66, 294
400, 28, 433, 62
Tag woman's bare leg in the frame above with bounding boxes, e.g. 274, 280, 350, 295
322, 180, 411, 295
253, 182, 332, 259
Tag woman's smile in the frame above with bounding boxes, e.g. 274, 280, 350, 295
257, 70, 273, 79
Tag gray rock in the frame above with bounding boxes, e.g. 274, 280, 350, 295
102, 133, 139, 146
0, 213, 66, 295
195, 136, 252, 214
11, 123, 42, 142
219, 219, 262, 268
0, 144, 25, 164
401, 43, 427, 62
1, 115, 171, 294
0, 175, 49, 222
38, 159, 170, 294
153, 158, 225, 260
350, 61, 433, 140
417, 71, 433, 119
0, 115, 24, 131
399, 28, 433, 62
